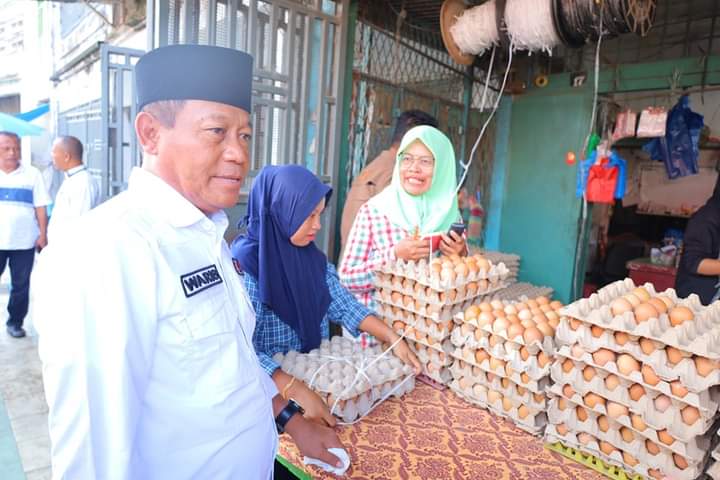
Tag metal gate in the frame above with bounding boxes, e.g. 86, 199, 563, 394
147, 0, 349, 252
101, 44, 144, 197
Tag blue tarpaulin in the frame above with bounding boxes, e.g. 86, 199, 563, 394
15, 103, 49, 122
0, 112, 44, 136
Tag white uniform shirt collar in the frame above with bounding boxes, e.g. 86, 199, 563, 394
128, 167, 228, 233
0, 164, 24, 176
65, 165, 86, 178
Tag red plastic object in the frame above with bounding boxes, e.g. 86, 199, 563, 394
423, 234, 442, 251
586, 159, 619, 204
626, 259, 677, 293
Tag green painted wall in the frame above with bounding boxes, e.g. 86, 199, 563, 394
497, 88, 592, 304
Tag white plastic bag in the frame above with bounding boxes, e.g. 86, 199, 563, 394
636, 106, 668, 138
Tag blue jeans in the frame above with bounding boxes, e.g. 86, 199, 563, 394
0, 248, 35, 328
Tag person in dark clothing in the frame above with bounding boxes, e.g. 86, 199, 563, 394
676, 176, 720, 304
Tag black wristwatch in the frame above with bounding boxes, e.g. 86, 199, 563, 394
275, 399, 304, 434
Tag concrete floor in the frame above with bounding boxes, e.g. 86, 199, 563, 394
0, 274, 52, 480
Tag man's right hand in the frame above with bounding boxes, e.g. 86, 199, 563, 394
292, 381, 337, 427
285, 414, 345, 468
395, 237, 430, 261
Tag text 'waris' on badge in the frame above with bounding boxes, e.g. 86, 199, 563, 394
180, 265, 223, 297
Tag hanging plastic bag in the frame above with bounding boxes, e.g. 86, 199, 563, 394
586, 158, 619, 204
637, 107, 668, 138
612, 109, 637, 142
642, 95, 704, 179
607, 150, 627, 199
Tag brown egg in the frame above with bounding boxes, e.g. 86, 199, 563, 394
584, 393, 605, 409
633, 287, 651, 302
607, 402, 628, 419
501, 377, 510, 390
597, 415, 610, 432
670, 381, 688, 398
577, 432, 593, 445
493, 309, 507, 318
631, 414, 647, 431
666, 346, 684, 365
516, 385, 527, 396
605, 374, 620, 391
515, 302, 528, 312
556, 423, 568, 435
487, 390, 502, 404
591, 325, 605, 338
562, 384, 575, 398
526, 299, 539, 309
599, 441, 616, 456
392, 321, 405, 332
517, 309, 533, 321
520, 372, 530, 384
620, 426, 635, 443
576, 406, 589, 422
548, 316, 560, 329
654, 395, 671, 412
647, 469, 663, 480
518, 405, 530, 419
521, 318, 536, 329
614, 331, 630, 346
550, 300, 563, 311
519, 346, 530, 361
403, 295, 414, 307
533, 393, 544, 403
640, 338, 657, 355
537, 352, 550, 368
507, 323, 524, 341
532, 314, 548, 325
537, 322, 555, 338
562, 359, 575, 374
465, 305, 480, 320
492, 318, 509, 334
569, 318, 582, 331
617, 354, 641, 376
479, 302, 493, 312
523, 327, 544, 344
657, 295, 674, 309
502, 397, 513, 412
642, 364, 660, 386
541, 305, 553, 314
674, 454, 689, 470
557, 398, 568, 411
658, 429, 674, 446
507, 314, 521, 325
474, 328, 485, 341
648, 297, 668, 314
455, 263, 469, 278
610, 298, 633, 317
536, 296, 550, 305
489, 335, 503, 348
593, 349, 616, 367
695, 356, 717, 377
478, 311, 494, 327
669, 306, 694, 326
623, 452, 639, 467
624, 294, 641, 307
489, 357, 505, 372
571, 344, 585, 358
391, 292, 403, 304
629, 383, 646, 401
646, 439, 660, 455
459, 377, 473, 390
634, 303, 659, 323
681, 406, 700, 425
582, 366, 596, 381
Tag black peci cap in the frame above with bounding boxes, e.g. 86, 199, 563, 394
134, 44, 254, 112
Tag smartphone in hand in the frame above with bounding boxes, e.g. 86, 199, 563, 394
448, 222, 467, 238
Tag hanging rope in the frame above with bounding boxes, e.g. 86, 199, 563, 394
449, 0, 499, 57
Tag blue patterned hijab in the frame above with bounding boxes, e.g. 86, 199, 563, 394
231, 165, 332, 352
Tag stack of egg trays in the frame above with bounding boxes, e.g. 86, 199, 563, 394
547, 279, 720, 480
476, 282, 554, 304
482, 250, 520, 283
446, 309, 555, 435
275, 337, 416, 423
374, 260, 508, 385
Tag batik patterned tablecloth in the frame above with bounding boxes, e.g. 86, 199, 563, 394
279, 383, 605, 479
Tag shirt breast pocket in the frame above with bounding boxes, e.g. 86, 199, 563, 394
181, 291, 254, 393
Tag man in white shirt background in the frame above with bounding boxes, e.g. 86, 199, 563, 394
34, 44, 344, 479
0, 131, 50, 338
47, 135, 101, 240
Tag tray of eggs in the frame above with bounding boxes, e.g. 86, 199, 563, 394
275, 337, 416, 423
556, 317, 720, 395
476, 283, 554, 304
450, 359, 549, 410
561, 280, 720, 360
403, 339, 454, 384
374, 273, 505, 307
450, 336, 553, 380
387, 320, 454, 356
544, 419, 703, 480
375, 254, 510, 291
375, 294, 475, 323
552, 348, 714, 442
551, 344, 720, 417
450, 346, 552, 393
386, 315, 454, 343
450, 381, 547, 435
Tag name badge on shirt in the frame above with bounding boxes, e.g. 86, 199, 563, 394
180, 264, 223, 297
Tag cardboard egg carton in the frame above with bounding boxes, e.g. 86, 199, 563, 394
556, 316, 720, 392
450, 360, 548, 410
375, 257, 510, 291
548, 398, 711, 468
376, 296, 472, 323
384, 312, 453, 342
276, 337, 416, 423
561, 279, 720, 360
448, 346, 551, 393
547, 370, 714, 446
451, 384, 547, 435
375, 276, 492, 307
453, 311, 556, 355
450, 327, 552, 380
544, 423, 707, 480
475, 282, 554, 304
554, 344, 719, 417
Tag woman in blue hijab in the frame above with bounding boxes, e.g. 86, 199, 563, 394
232, 165, 420, 426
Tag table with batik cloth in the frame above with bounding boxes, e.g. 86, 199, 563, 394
278, 382, 606, 479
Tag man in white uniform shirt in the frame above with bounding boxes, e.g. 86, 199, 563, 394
0, 131, 50, 338
48, 135, 100, 240
34, 44, 343, 480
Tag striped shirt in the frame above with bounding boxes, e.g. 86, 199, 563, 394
339, 202, 409, 309
0, 164, 51, 250
244, 263, 371, 375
